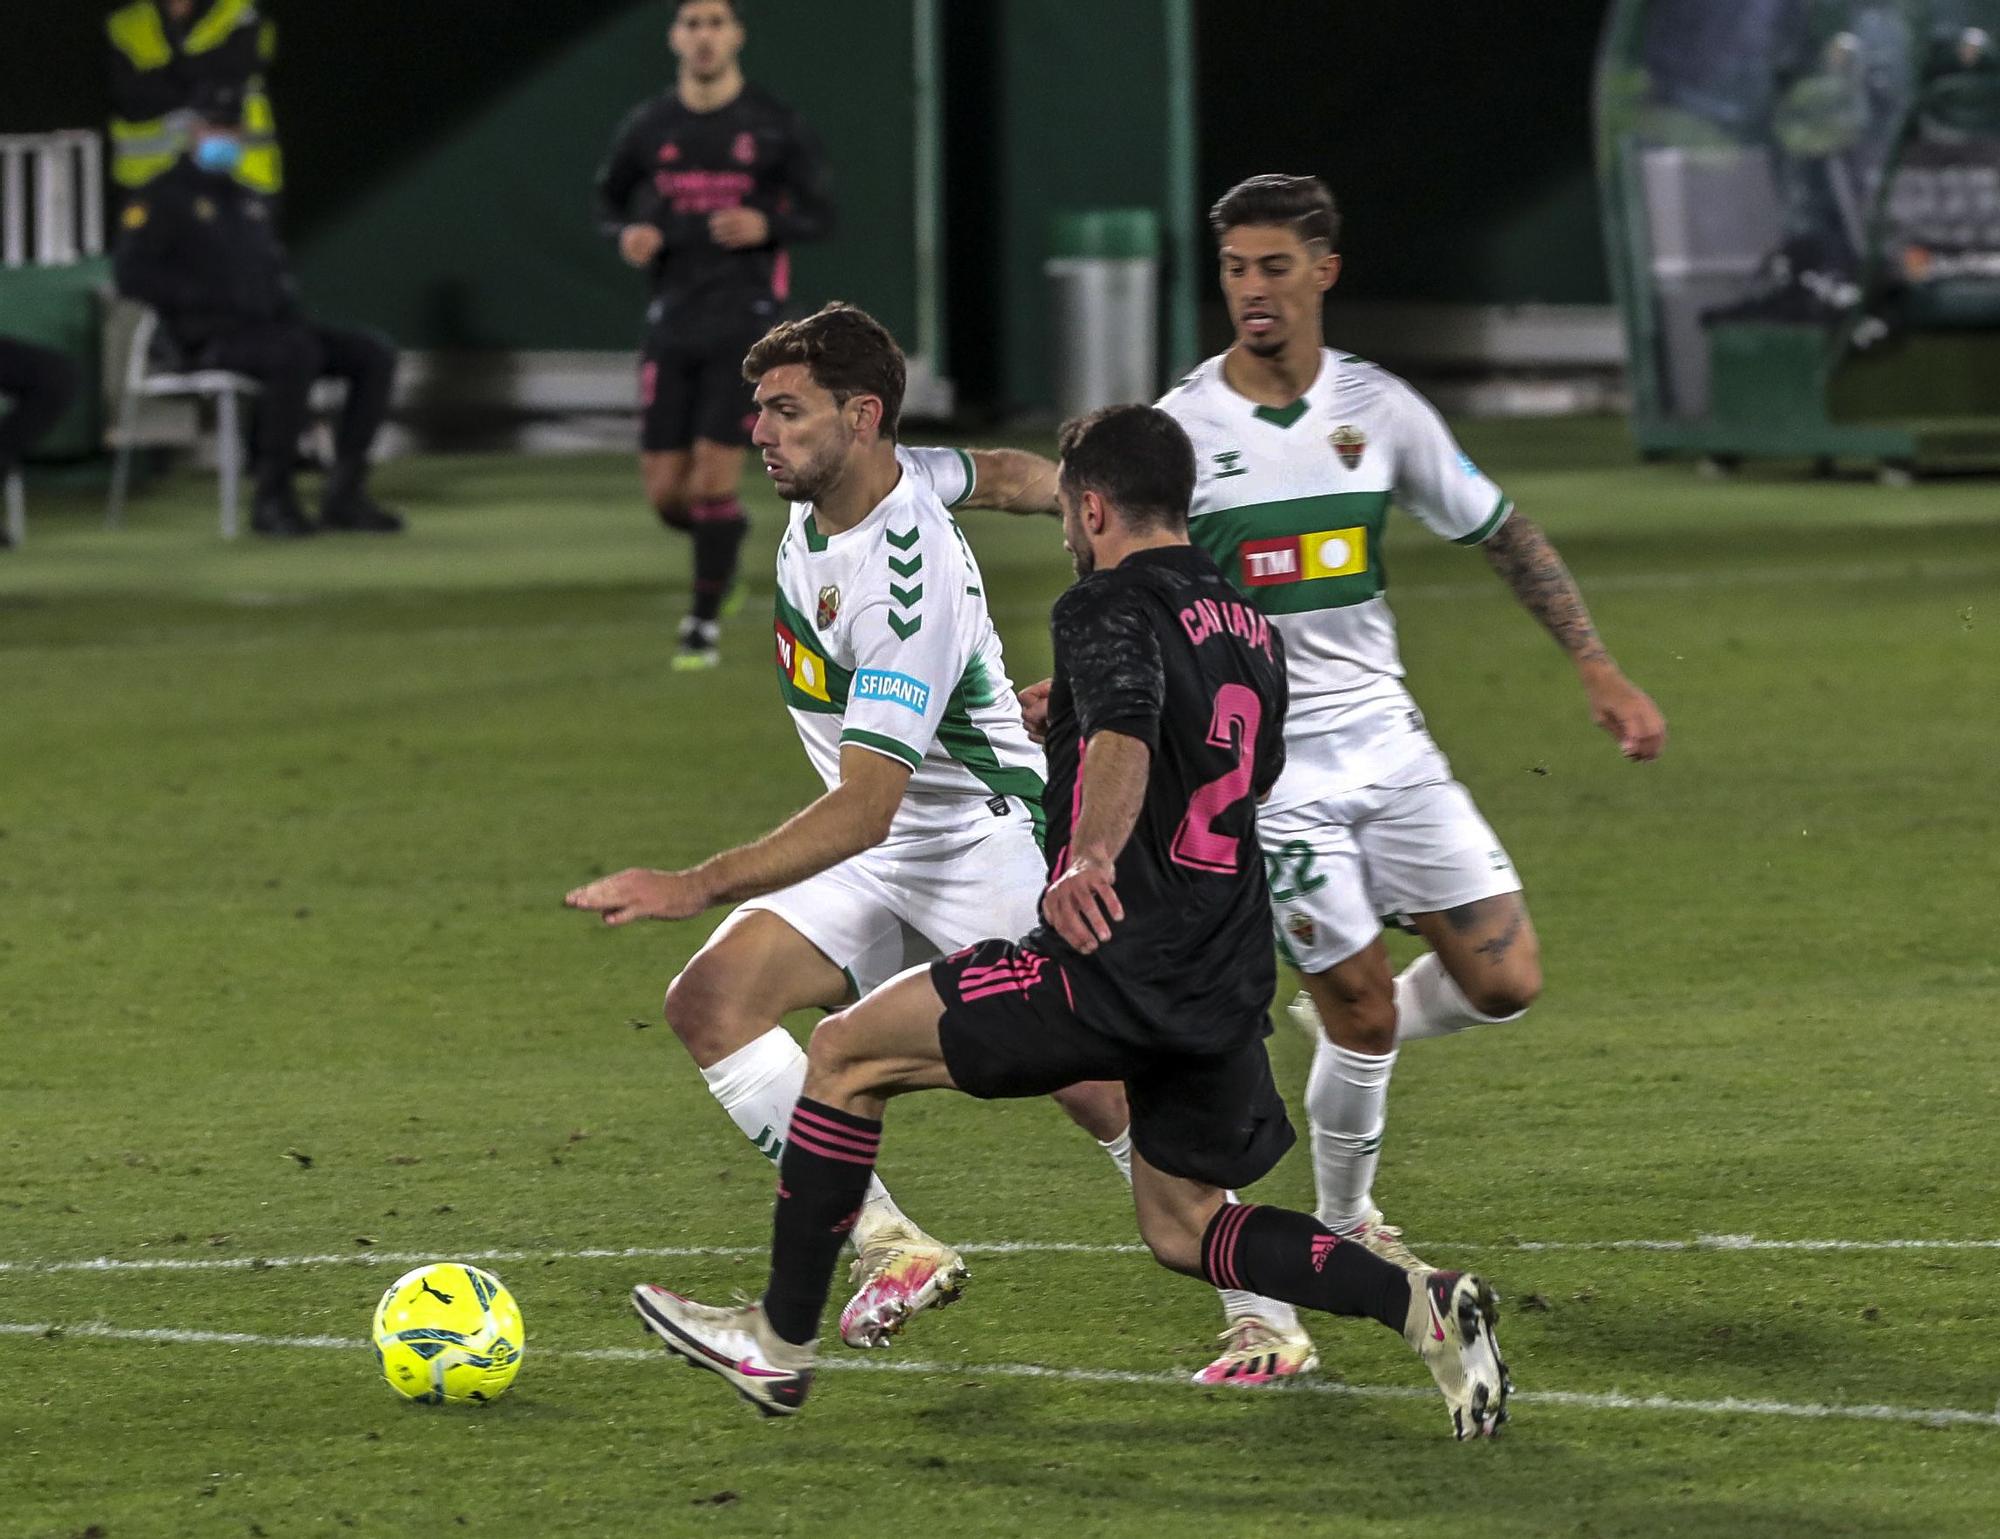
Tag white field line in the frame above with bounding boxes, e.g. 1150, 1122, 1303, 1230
5, 1234, 2000, 1278
1, 1319, 1994, 1432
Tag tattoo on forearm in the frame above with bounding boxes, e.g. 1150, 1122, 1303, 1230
1481, 515, 1610, 666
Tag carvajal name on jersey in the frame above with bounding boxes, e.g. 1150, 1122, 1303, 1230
853, 668, 931, 715
1239, 525, 1369, 587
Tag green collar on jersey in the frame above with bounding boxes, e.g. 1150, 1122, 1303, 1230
1251, 398, 1311, 430
802, 513, 829, 553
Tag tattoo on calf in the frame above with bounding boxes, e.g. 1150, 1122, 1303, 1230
1441, 896, 1505, 934
1481, 515, 1610, 667
1474, 909, 1525, 964
1440, 896, 1525, 962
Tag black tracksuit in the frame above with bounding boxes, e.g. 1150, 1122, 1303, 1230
0, 337, 80, 474
112, 164, 393, 503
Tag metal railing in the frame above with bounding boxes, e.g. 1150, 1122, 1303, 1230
0, 131, 106, 269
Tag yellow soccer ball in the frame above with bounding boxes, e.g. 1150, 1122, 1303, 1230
372, 1263, 525, 1405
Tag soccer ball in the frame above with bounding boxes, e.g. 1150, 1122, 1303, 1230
372, 1262, 525, 1405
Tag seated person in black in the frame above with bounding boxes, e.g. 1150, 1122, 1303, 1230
113, 105, 401, 537
601, 404, 1514, 1439
0, 336, 81, 549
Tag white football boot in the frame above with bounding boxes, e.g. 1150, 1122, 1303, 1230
1338, 1207, 1430, 1272
1190, 1314, 1321, 1387
838, 1222, 969, 1348
1404, 1269, 1511, 1439
632, 1284, 814, 1417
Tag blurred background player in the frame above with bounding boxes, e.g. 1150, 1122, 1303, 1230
595, 0, 836, 670
106, 0, 282, 202
629, 404, 1510, 1439
0, 337, 81, 551
1152, 174, 1664, 1362
113, 104, 402, 538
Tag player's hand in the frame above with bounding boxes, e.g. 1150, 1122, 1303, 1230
619, 224, 665, 267
564, 867, 710, 925
1018, 678, 1053, 745
1582, 667, 1667, 762
1044, 854, 1123, 954
709, 207, 770, 249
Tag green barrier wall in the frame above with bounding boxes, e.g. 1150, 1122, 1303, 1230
289, 1, 919, 352
3, 2, 1614, 412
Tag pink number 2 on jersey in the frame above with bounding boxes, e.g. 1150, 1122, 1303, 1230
1170, 683, 1263, 874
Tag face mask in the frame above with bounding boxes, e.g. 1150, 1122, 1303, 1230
193, 137, 243, 174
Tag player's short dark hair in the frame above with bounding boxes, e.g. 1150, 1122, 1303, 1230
1208, 173, 1340, 251
743, 302, 906, 441
675, 0, 741, 20
1056, 405, 1195, 533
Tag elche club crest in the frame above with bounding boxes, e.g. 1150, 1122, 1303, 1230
1330, 424, 1367, 470
816, 585, 841, 630
1286, 911, 1317, 950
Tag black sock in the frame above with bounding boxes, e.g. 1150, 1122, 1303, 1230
1200, 1203, 1412, 1332
762, 1096, 881, 1346
689, 497, 748, 622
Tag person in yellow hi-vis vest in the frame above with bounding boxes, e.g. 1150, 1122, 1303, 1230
106, 0, 282, 197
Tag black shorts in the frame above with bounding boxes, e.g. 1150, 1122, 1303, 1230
932, 939, 1295, 1191
639, 328, 761, 452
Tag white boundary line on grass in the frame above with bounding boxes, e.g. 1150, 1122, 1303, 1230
5, 1234, 2000, 1277
2, 1320, 1995, 1432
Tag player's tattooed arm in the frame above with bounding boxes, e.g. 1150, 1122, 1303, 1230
1480, 513, 1669, 762
1479, 512, 1610, 668
961, 450, 1060, 516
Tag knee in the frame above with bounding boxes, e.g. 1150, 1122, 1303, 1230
645, 475, 690, 528
662, 956, 756, 1062
1050, 1079, 1128, 1142
1318, 978, 1397, 1053
358, 329, 399, 375
290, 331, 327, 379
803, 1010, 883, 1103
1136, 1209, 1206, 1278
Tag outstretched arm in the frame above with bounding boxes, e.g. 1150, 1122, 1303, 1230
1479, 512, 1667, 761
565, 746, 910, 924
1044, 730, 1150, 953
961, 449, 1059, 516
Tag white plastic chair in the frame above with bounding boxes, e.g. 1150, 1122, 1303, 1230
105, 305, 260, 538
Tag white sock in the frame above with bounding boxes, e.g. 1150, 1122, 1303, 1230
1394, 951, 1524, 1042
697, 1026, 909, 1242
1098, 1125, 1299, 1333
1307, 1037, 1397, 1234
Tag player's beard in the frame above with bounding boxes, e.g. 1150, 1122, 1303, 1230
1062, 507, 1094, 577
781, 429, 852, 507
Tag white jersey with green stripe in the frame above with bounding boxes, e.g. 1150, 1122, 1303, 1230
1159, 348, 1513, 800
770, 446, 1046, 847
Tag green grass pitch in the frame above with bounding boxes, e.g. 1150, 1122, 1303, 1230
2, 419, 1997, 1538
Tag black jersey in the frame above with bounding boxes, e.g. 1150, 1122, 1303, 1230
594, 83, 835, 346
1034, 544, 1289, 1053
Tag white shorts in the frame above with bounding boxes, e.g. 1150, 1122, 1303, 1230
1261, 746, 1520, 974
739, 821, 1047, 998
